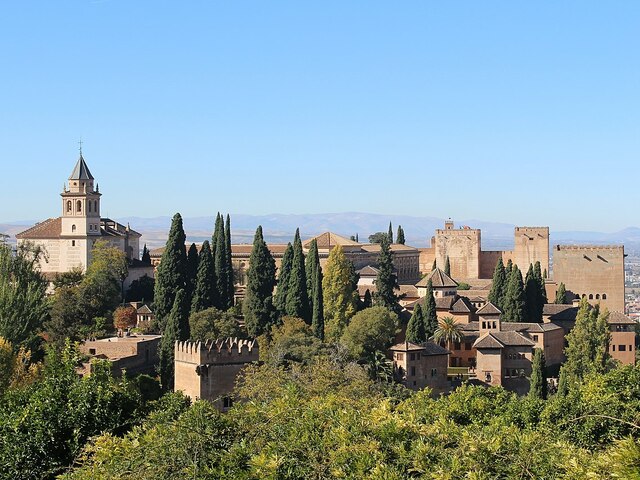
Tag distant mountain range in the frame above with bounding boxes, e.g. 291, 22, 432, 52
4, 213, 640, 254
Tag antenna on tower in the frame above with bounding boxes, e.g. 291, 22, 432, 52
78, 138, 83, 156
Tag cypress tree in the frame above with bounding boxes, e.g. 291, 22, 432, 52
555, 282, 567, 304
444, 256, 451, 276
153, 213, 188, 330
396, 225, 405, 245
529, 349, 547, 400
243, 226, 277, 337
285, 229, 311, 322
406, 303, 426, 343
311, 264, 324, 340
504, 265, 525, 322
158, 288, 189, 390
524, 264, 539, 322
388, 222, 393, 243
141, 244, 151, 264
186, 243, 199, 304
214, 218, 229, 310
505, 259, 513, 277
274, 243, 294, 315
355, 233, 359, 242
534, 261, 548, 318
191, 240, 215, 312
557, 366, 569, 396
363, 289, 372, 308
373, 237, 400, 312
488, 258, 507, 310
225, 214, 235, 308
211, 213, 222, 255
305, 239, 319, 310
432, 259, 437, 271
424, 280, 438, 338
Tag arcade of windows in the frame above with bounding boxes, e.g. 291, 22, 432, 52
65, 200, 98, 214
577, 293, 607, 300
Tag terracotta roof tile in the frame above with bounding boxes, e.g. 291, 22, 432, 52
476, 302, 502, 316
608, 311, 636, 325
16, 217, 61, 239
415, 268, 457, 288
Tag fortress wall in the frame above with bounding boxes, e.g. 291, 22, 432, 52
553, 245, 624, 312
512, 227, 550, 277
435, 228, 481, 279
479, 251, 503, 279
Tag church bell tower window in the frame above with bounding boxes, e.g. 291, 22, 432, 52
66, 201, 72, 212
76, 200, 82, 213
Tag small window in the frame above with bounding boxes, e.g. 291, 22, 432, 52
619, 345, 627, 352
410, 366, 416, 377
612, 345, 616, 351
588, 294, 593, 300
72, 240, 75, 246
77, 200, 82, 212
72, 224, 76, 232
223, 397, 233, 409
482, 321, 486, 329
89, 348, 96, 355
465, 342, 472, 350
454, 342, 461, 350
595, 294, 600, 300
94, 200, 98, 212
532, 335, 539, 342
88, 201, 92, 213
431, 368, 437, 377
396, 353, 403, 361
66, 200, 72, 212
492, 321, 497, 329
602, 293, 607, 300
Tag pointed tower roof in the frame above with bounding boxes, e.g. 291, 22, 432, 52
69, 154, 94, 180
415, 267, 457, 288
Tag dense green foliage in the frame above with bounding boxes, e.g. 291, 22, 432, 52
396, 225, 405, 244
530, 348, 548, 400
406, 303, 426, 343
373, 238, 400, 312
322, 244, 358, 342
0, 243, 48, 348
432, 316, 463, 350
556, 282, 568, 304
63, 360, 640, 479
191, 240, 215, 312
340, 306, 398, 360
153, 213, 188, 329
274, 242, 293, 315
158, 289, 189, 390
503, 264, 525, 322
488, 257, 507, 309
242, 226, 277, 337
259, 316, 328, 366
285, 230, 311, 322
367, 231, 388, 244
125, 274, 155, 303
189, 307, 241, 341
423, 280, 438, 339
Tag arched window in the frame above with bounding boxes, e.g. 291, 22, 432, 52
94, 200, 98, 212
582, 294, 586, 298
596, 294, 600, 299
88, 201, 92, 213
602, 293, 607, 300
66, 200, 72, 212
588, 294, 593, 300
72, 224, 76, 232
76, 200, 82, 213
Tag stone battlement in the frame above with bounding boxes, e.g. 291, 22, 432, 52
175, 337, 259, 365
555, 245, 623, 251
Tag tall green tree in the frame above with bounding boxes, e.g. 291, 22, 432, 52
305, 239, 319, 311
405, 303, 426, 343
534, 261, 548, 317
387, 222, 393, 243
225, 214, 234, 308
153, 213, 188, 330
158, 288, 189, 390
141, 244, 151, 264
211, 213, 222, 256
504, 265, 525, 322
242, 226, 277, 337
362, 289, 372, 309
524, 264, 540, 322
563, 299, 611, 388
214, 218, 231, 310
396, 225, 405, 245
285, 229, 311, 323
529, 348, 547, 399
186, 243, 199, 304
322, 245, 358, 341
555, 282, 567, 304
488, 258, 507, 310
505, 259, 513, 277
444, 256, 451, 276
423, 280, 438, 338
0, 243, 48, 348
191, 240, 215, 312
432, 259, 437, 271
311, 265, 324, 340
340, 306, 398, 360
373, 238, 400, 312
274, 243, 294, 315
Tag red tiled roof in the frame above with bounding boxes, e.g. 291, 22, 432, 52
16, 218, 62, 239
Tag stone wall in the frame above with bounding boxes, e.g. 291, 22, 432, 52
434, 227, 481, 279
553, 245, 625, 312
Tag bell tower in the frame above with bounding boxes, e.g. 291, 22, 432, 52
60, 152, 102, 237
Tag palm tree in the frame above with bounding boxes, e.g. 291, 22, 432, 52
432, 316, 463, 366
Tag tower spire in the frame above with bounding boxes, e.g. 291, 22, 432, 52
78, 138, 83, 157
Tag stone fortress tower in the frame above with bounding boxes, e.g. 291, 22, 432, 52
174, 338, 259, 410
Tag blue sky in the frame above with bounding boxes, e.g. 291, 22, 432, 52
1, 2, 638, 231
